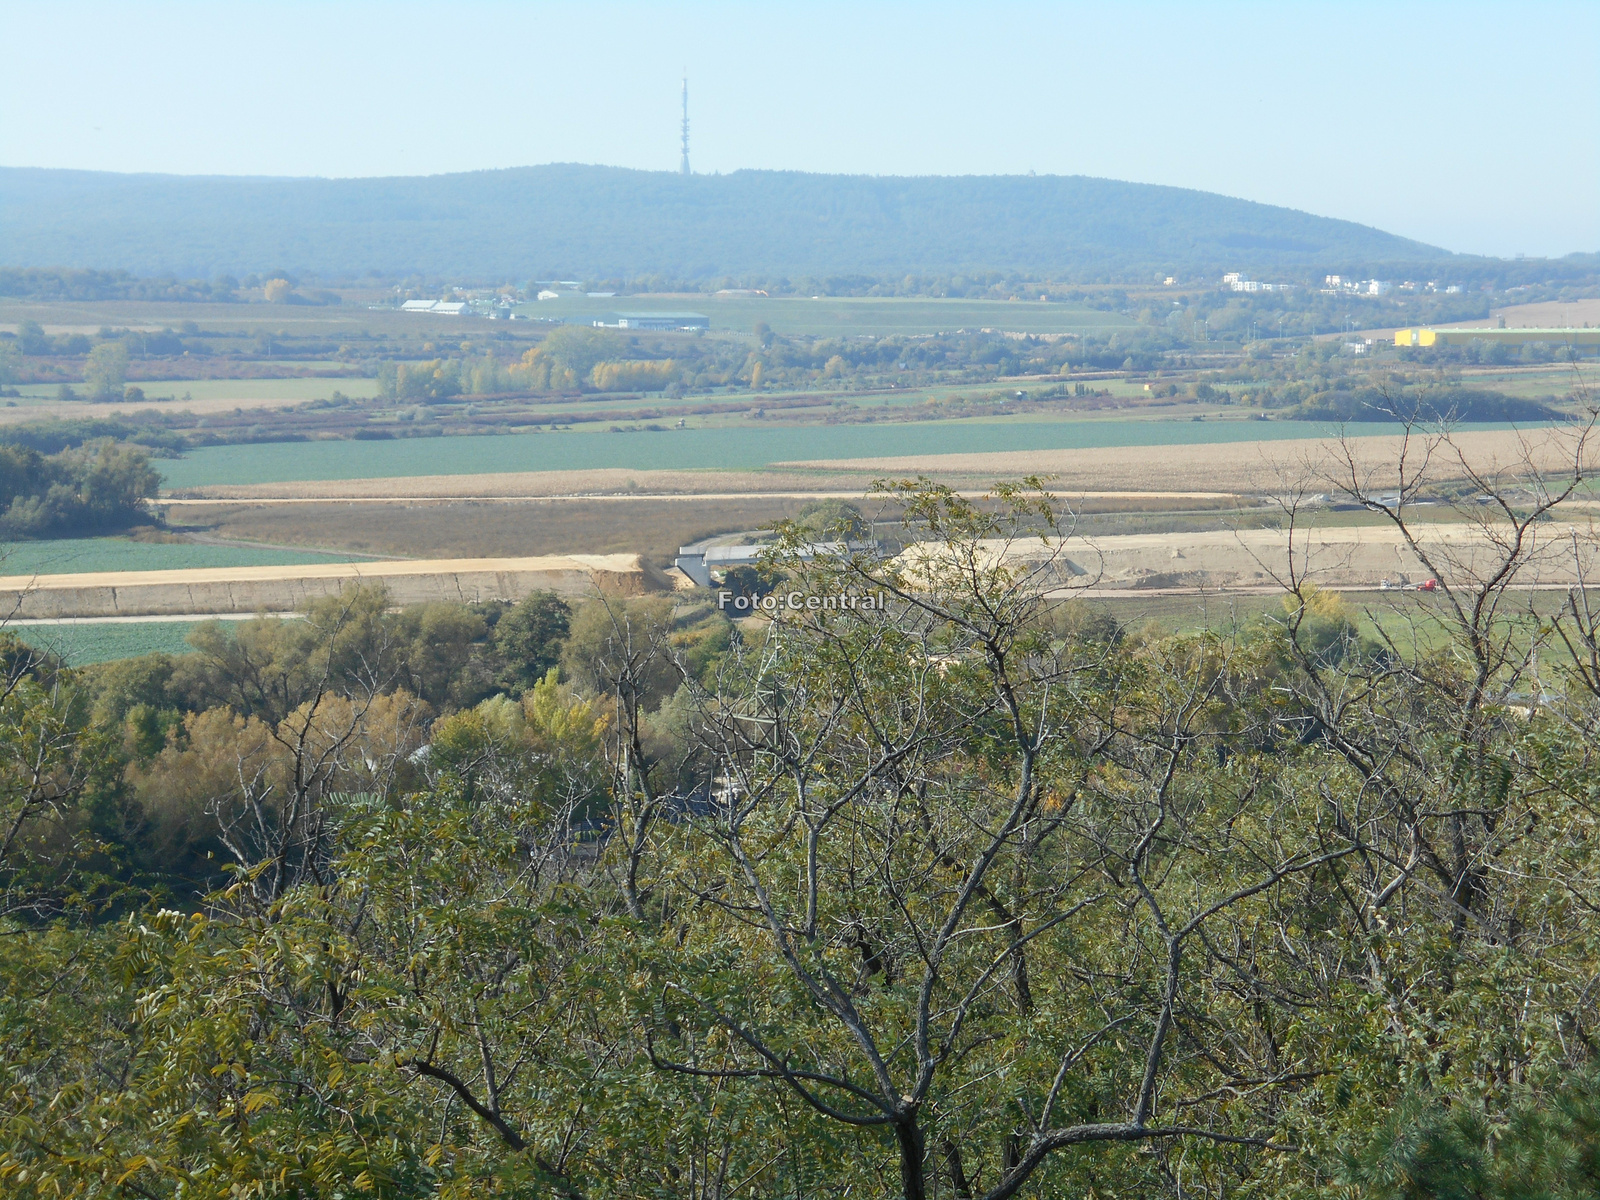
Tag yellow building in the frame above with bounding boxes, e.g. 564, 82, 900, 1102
1395, 326, 1600, 351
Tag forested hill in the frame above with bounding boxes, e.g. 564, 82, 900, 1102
0, 163, 1449, 281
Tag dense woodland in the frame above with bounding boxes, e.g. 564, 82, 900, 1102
0, 165, 1448, 281
6, 436, 1600, 1197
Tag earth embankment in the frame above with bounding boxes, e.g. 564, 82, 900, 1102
0, 554, 667, 619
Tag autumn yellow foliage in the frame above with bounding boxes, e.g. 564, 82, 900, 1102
589, 359, 678, 392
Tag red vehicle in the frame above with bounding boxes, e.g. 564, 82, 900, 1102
1416, 579, 1438, 592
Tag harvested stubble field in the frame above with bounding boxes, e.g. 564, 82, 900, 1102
163, 490, 1248, 566
0, 392, 346, 425
162, 465, 1239, 503
168, 497, 824, 562
782, 425, 1592, 495
1455, 362, 1599, 400
165, 467, 875, 501
6, 375, 381, 408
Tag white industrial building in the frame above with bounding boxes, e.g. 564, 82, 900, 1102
400, 300, 468, 315
594, 311, 710, 331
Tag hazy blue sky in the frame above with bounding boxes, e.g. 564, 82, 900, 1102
3, 1, 1595, 258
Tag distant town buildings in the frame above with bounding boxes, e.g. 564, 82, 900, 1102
1323, 275, 1392, 296
1222, 272, 1290, 293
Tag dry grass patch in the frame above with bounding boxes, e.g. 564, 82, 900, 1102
169, 497, 817, 562
164, 467, 883, 501
780, 427, 1590, 495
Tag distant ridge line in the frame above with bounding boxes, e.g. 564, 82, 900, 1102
0, 163, 1452, 280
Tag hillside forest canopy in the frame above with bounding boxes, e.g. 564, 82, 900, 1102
7, 423, 1600, 1198
0, 166, 1451, 281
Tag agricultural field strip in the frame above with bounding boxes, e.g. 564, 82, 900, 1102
153, 421, 1494, 489
8, 613, 271, 625
0, 554, 648, 592
0, 524, 1554, 595
151, 428, 1575, 509
9, 621, 207, 666
777, 425, 1588, 482
0, 296, 1136, 339
1335, 298, 1600, 341
0, 394, 333, 423
511, 296, 1138, 337
0, 537, 361, 577
161, 489, 1238, 505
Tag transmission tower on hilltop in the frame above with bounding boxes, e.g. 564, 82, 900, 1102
679, 75, 691, 176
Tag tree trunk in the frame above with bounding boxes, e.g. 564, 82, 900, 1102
896, 1115, 927, 1200
941, 1139, 974, 1199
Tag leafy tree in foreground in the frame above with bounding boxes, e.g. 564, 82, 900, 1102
7, 435, 1600, 1196
629, 481, 1356, 1199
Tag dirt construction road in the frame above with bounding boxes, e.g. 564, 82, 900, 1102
9, 517, 1596, 621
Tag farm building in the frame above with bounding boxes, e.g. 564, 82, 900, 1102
400, 300, 469, 315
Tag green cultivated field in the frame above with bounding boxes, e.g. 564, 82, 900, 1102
13, 621, 204, 666
157, 418, 1456, 487
517, 295, 1138, 337
3, 294, 1135, 341
0, 538, 359, 576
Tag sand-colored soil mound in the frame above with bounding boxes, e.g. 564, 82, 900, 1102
0, 554, 667, 619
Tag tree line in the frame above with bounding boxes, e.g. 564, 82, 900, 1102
0, 441, 160, 537
5, 431, 1600, 1196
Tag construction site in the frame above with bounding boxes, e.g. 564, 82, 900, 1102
5, 423, 1594, 663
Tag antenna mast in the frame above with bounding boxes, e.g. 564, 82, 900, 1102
679, 75, 691, 176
